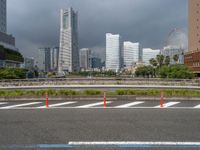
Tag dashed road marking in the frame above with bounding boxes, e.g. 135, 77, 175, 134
194, 104, 200, 108
115, 101, 144, 108
154, 102, 180, 108
37, 101, 77, 108
76, 101, 112, 108
0, 102, 42, 109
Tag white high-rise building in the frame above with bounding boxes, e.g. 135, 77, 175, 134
79, 48, 91, 70
0, 0, 6, 33
143, 48, 160, 65
123, 41, 142, 68
106, 33, 122, 72
58, 8, 79, 73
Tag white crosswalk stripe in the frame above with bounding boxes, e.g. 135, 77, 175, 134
38, 101, 77, 108
154, 102, 180, 108
76, 101, 112, 108
115, 101, 144, 108
1, 102, 42, 109
194, 104, 200, 108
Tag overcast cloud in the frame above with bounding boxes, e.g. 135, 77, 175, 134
7, 0, 187, 60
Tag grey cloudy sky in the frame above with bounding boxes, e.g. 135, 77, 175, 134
7, 0, 188, 59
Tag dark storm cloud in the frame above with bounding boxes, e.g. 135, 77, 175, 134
7, 0, 187, 58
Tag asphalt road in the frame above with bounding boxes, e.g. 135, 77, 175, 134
0, 106, 200, 150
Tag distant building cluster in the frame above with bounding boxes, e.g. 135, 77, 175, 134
1, 0, 197, 76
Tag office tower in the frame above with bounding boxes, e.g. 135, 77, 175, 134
143, 48, 160, 65
37, 48, 51, 72
106, 33, 122, 72
79, 48, 91, 70
58, 8, 79, 73
50, 47, 59, 71
123, 41, 142, 68
0, 0, 6, 33
185, 0, 200, 73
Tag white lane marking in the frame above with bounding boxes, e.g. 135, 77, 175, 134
194, 104, 200, 108
68, 141, 200, 146
154, 102, 180, 108
76, 101, 112, 108
0, 102, 7, 105
2, 106, 199, 110
37, 101, 77, 108
1, 102, 42, 109
115, 101, 144, 108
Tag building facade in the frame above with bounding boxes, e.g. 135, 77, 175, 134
79, 48, 91, 71
162, 46, 185, 64
123, 41, 142, 68
106, 33, 122, 72
0, 0, 6, 33
58, 8, 79, 73
24, 57, 34, 70
36, 47, 59, 72
36, 48, 51, 72
91, 57, 102, 69
185, 0, 200, 73
50, 47, 59, 71
143, 48, 160, 65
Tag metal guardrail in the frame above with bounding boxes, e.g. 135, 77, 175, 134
0, 78, 200, 87
0, 85, 200, 90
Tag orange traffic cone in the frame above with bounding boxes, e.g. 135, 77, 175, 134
104, 92, 106, 108
160, 91, 164, 108
45, 92, 49, 108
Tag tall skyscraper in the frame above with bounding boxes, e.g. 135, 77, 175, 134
123, 41, 142, 68
79, 48, 91, 70
58, 8, 79, 73
0, 0, 6, 33
106, 33, 122, 72
185, 0, 200, 73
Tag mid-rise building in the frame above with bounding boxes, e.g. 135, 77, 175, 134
143, 48, 160, 65
91, 57, 102, 69
24, 57, 34, 70
79, 48, 91, 71
106, 33, 122, 72
123, 41, 142, 68
58, 8, 79, 73
185, 0, 200, 74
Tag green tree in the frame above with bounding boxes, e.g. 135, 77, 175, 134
164, 56, 170, 66
173, 54, 179, 64
149, 58, 158, 67
156, 55, 165, 68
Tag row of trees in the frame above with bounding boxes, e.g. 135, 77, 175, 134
0, 68, 27, 79
135, 54, 194, 79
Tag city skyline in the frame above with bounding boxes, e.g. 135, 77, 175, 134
7, 0, 187, 59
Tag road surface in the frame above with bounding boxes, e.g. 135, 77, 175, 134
0, 100, 199, 150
